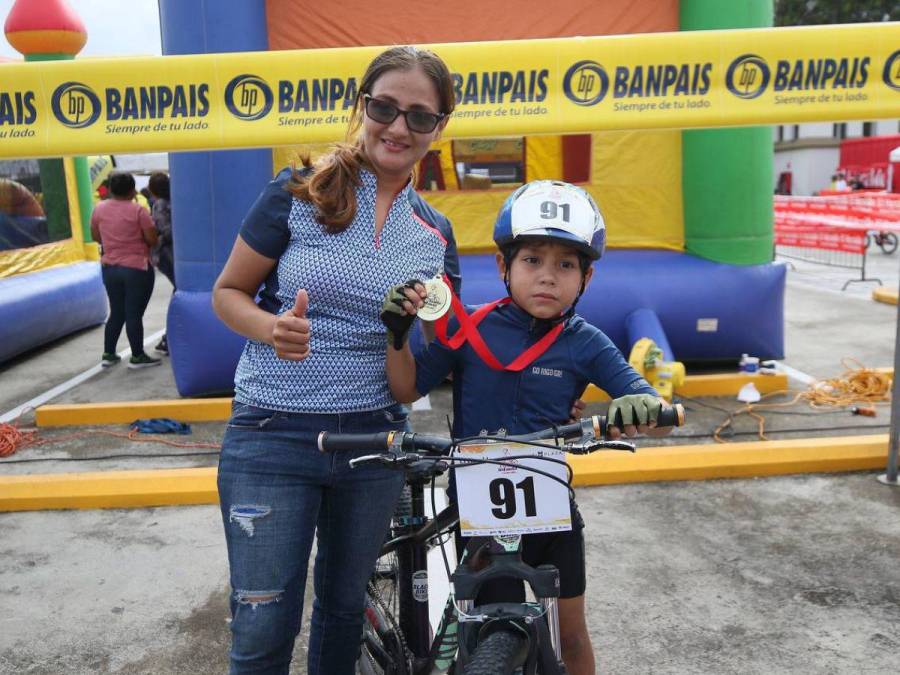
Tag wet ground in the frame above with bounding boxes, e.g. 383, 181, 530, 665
1, 247, 898, 674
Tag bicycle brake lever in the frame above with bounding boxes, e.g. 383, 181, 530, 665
349, 452, 426, 469
348, 454, 388, 468
599, 440, 636, 452
569, 439, 636, 454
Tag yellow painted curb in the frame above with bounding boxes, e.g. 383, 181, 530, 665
0, 435, 888, 512
35, 398, 233, 427
34, 372, 801, 428
569, 434, 887, 486
0, 467, 219, 512
872, 286, 898, 306
583, 372, 789, 402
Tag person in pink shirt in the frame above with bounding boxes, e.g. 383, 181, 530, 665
90, 172, 161, 368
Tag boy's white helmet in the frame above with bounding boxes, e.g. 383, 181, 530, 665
493, 180, 606, 260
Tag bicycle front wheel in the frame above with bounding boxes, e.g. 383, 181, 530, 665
462, 629, 529, 675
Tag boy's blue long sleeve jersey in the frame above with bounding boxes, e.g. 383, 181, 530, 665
414, 301, 657, 437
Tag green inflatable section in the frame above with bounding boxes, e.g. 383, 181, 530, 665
680, 0, 774, 265
26, 52, 94, 245
37, 159, 71, 242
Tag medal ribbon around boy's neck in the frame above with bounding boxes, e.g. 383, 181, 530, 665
434, 276, 564, 372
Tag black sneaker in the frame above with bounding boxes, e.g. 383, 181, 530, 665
128, 353, 162, 369
155, 335, 169, 355
101, 352, 121, 368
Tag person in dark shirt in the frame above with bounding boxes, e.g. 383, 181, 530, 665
147, 172, 173, 354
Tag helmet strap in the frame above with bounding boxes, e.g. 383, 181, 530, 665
501, 247, 515, 298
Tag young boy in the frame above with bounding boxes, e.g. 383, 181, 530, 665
380, 180, 670, 675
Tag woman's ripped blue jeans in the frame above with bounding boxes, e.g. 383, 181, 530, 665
217, 402, 408, 675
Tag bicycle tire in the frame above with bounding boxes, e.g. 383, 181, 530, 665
356, 487, 415, 675
462, 629, 529, 675
879, 232, 898, 255
376, 484, 411, 641
358, 589, 409, 675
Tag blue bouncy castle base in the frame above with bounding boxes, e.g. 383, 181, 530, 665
460, 250, 785, 362
170, 250, 785, 397
0, 262, 107, 363
168, 290, 245, 396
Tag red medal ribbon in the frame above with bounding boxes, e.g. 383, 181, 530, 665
435, 277, 564, 372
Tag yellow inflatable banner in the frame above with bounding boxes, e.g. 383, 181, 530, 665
0, 23, 898, 159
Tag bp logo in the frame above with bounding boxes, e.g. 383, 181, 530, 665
51, 81, 101, 128
725, 54, 770, 99
883, 49, 900, 92
224, 74, 273, 121
563, 60, 609, 106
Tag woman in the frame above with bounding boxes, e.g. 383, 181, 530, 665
212, 46, 459, 674
90, 171, 160, 369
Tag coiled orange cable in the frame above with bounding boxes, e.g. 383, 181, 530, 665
714, 359, 892, 443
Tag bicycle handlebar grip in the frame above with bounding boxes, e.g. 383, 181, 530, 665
607, 402, 685, 432
658, 403, 685, 428
317, 431, 393, 453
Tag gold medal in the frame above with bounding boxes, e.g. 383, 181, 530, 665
417, 276, 452, 321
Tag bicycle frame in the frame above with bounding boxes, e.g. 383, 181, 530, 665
383, 466, 459, 668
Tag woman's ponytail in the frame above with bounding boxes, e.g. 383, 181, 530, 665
288, 142, 367, 232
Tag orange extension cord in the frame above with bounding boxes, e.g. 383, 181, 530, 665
0, 413, 221, 458
714, 359, 893, 442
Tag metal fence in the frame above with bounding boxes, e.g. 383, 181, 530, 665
774, 216, 880, 289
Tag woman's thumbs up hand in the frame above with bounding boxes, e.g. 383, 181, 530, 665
272, 289, 311, 361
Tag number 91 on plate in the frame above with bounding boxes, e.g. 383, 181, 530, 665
455, 441, 572, 537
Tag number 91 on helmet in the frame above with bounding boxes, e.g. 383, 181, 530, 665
493, 180, 606, 260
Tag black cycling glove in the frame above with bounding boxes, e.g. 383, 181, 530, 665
380, 280, 422, 350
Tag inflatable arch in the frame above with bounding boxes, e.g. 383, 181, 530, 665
160, 0, 784, 396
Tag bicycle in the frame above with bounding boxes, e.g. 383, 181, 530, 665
318, 404, 685, 674
866, 230, 898, 255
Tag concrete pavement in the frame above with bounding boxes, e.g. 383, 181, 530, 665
1, 249, 899, 674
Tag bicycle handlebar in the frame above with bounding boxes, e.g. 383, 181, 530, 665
317, 403, 684, 455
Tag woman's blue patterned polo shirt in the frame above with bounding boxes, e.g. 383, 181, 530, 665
233, 167, 459, 413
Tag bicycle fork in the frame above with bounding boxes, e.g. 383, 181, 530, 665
453, 549, 566, 671
539, 595, 561, 660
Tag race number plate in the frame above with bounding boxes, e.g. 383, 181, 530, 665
455, 441, 571, 537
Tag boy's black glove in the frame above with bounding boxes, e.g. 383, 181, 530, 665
380, 281, 422, 350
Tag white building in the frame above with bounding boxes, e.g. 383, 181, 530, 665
773, 119, 900, 195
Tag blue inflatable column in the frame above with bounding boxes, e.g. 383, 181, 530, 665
625, 308, 676, 360
159, 0, 272, 396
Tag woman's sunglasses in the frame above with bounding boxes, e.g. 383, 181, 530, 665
363, 94, 446, 134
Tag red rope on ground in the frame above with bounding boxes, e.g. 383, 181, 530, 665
0, 417, 221, 459
0, 421, 41, 457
